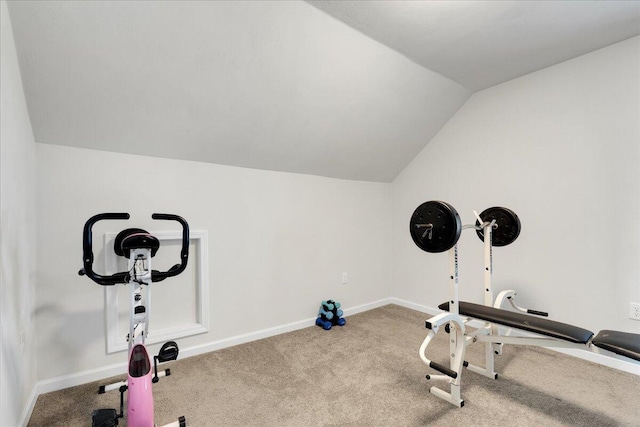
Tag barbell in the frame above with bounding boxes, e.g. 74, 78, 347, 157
410, 201, 521, 253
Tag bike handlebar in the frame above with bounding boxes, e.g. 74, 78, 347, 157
150, 214, 189, 282
80, 213, 189, 286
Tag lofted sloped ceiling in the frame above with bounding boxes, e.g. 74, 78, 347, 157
6, 1, 640, 182
308, 1, 640, 91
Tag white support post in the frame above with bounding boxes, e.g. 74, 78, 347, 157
420, 312, 467, 407
482, 221, 499, 374
127, 248, 152, 351
449, 244, 459, 316
448, 244, 460, 388
440, 244, 465, 406
483, 221, 494, 306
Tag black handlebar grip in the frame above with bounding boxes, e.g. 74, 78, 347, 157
82, 213, 130, 286
95, 213, 130, 220
82, 213, 129, 255
429, 361, 458, 379
151, 214, 189, 282
151, 213, 175, 220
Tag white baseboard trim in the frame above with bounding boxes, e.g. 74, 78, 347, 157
181, 297, 394, 359
19, 385, 38, 427
37, 360, 129, 395
345, 297, 394, 316
388, 297, 440, 315
33, 298, 394, 397
180, 315, 316, 359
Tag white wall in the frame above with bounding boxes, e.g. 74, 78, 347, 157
393, 36, 640, 335
0, 1, 38, 425
36, 144, 392, 381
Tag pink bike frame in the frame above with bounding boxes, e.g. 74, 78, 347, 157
127, 344, 155, 427
80, 213, 189, 427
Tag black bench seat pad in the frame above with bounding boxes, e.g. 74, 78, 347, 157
592, 330, 640, 362
439, 301, 594, 344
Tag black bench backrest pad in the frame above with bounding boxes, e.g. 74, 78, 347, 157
592, 330, 640, 362
439, 301, 594, 344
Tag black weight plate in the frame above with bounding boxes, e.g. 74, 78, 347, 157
410, 201, 461, 253
475, 207, 521, 246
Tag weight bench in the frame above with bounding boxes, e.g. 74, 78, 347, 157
410, 201, 640, 407
419, 299, 640, 407
439, 301, 640, 361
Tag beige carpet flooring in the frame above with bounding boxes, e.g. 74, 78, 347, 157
28, 305, 640, 426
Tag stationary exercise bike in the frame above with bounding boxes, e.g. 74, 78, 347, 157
79, 213, 189, 427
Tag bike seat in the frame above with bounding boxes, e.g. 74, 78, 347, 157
114, 228, 160, 258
